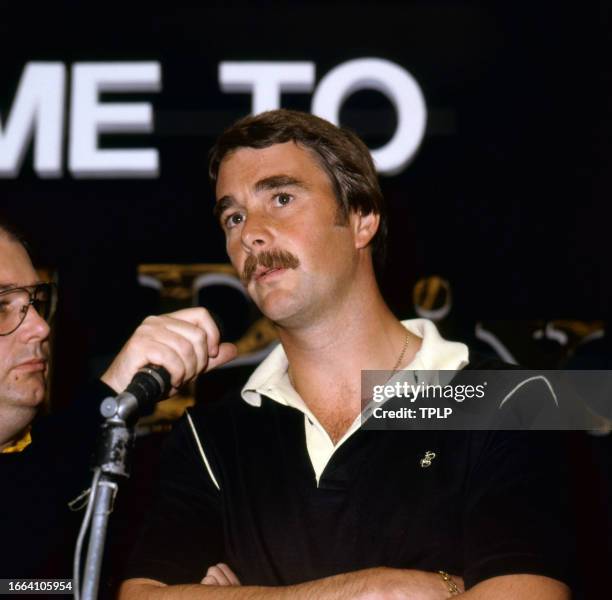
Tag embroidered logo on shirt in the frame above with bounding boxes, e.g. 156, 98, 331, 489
420, 450, 436, 468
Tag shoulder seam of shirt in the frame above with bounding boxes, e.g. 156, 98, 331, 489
498, 375, 559, 409
186, 412, 221, 491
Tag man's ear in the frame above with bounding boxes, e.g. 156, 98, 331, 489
352, 210, 380, 249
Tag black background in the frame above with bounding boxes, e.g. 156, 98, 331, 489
1, 4, 611, 595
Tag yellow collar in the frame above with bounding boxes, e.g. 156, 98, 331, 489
1, 428, 32, 454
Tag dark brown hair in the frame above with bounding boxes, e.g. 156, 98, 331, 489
209, 109, 387, 270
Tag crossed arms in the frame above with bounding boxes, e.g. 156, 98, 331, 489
120, 569, 570, 599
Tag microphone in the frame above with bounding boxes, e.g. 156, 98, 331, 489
100, 364, 172, 422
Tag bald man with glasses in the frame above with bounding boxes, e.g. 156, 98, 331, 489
0, 221, 236, 579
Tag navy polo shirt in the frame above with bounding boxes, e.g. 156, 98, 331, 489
125, 388, 574, 589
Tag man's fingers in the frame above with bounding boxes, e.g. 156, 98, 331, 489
136, 325, 198, 388
163, 308, 220, 357
205, 342, 238, 372
200, 564, 240, 586
129, 339, 191, 390
156, 318, 208, 375
158, 318, 235, 375
101, 337, 189, 394
209, 566, 230, 585
216, 562, 241, 585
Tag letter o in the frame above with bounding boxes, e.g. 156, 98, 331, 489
311, 58, 426, 175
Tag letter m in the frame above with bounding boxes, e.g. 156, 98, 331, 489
0, 63, 65, 177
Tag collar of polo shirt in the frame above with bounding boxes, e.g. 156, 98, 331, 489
241, 319, 469, 484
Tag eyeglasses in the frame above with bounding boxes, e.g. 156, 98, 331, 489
0, 283, 57, 336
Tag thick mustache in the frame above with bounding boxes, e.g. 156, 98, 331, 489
241, 249, 300, 284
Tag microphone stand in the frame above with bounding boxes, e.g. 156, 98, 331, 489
74, 365, 170, 600
77, 393, 139, 600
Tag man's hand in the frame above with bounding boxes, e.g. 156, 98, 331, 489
101, 308, 238, 394
201, 563, 241, 586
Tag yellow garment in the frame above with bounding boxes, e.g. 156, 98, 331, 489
1, 428, 32, 453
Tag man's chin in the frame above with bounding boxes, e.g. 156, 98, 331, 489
260, 301, 312, 329
251, 283, 291, 309
9, 377, 47, 409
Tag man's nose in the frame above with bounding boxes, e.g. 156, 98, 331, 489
240, 211, 272, 251
20, 303, 51, 341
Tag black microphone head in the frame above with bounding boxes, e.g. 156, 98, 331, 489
125, 364, 172, 416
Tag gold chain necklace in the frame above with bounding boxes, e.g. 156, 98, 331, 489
288, 329, 411, 387
391, 330, 411, 372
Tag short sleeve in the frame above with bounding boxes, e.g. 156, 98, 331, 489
462, 431, 575, 589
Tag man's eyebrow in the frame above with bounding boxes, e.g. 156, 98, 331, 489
254, 175, 308, 193
0, 281, 41, 292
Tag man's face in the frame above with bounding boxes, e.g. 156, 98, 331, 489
0, 235, 50, 411
215, 142, 364, 327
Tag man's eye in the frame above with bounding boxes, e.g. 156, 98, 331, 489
224, 213, 244, 229
274, 192, 293, 206
0, 300, 19, 316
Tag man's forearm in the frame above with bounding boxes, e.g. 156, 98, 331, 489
457, 574, 570, 600
120, 571, 373, 600
120, 568, 450, 600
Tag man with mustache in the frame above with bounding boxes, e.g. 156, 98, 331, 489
0, 220, 236, 578
121, 110, 572, 599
